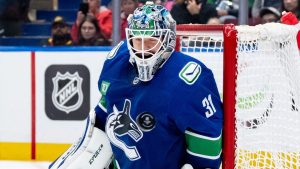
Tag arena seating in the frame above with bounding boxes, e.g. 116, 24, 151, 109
0, 0, 80, 46
0, 36, 49, 46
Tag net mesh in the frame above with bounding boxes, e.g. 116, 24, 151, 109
177, 23, 300, 169
235, 23, 300, 169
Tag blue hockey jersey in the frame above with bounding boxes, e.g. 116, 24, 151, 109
94, 41, 223, 169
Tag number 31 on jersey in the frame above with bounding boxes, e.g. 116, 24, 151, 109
202, 94, 216, 118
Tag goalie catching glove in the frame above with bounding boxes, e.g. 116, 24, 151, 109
49, 110, 113, 169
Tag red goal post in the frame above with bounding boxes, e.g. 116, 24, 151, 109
176, 24, 300, 169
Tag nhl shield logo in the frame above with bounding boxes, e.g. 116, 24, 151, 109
52, 72, 83, 114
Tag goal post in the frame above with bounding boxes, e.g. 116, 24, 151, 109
176, 23, 300, 169
222, 24, 237, 169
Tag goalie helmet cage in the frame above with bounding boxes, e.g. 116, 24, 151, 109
176, 24, 300, 169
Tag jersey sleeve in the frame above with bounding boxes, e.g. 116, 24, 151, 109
94, 41, 127, 130
94, 77, 110, 131
171, 68, 223, 169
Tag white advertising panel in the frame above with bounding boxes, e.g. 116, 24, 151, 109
35, 51, 108, 143
0, 52, 31, 142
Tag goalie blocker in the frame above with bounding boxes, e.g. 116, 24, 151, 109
49, 110, 113, 169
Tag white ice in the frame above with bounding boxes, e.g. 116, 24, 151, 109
0, 160, 51, 169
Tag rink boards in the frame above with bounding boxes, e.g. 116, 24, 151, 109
0, 47, 223, 161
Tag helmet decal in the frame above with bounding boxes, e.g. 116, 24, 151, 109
130, 5, 168, 29
126, 1, 176, 82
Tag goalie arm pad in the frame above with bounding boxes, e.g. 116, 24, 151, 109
49, 110, 113, 169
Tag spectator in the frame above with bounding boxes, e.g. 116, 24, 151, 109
0, 0, 31, 36
282, 0, 300, 19
215, 0, 239, 23
98, 0, 138, 40
216, 0, 254, 22
47, 16, 73, 46
252, 0, 282, 18
76, 15, 110, 46
71, 0, 107, 43
165, 0, 175, 10
170, 0, 218, 24
259, 6, 281, 23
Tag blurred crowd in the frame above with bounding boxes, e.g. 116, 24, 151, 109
0, 0, 300, 46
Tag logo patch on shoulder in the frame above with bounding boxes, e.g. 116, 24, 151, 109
98, 81, 110, 112
100, 81, 110, 95
179, 61, 201, 85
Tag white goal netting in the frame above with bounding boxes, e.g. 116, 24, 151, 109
177, 23, 300, 169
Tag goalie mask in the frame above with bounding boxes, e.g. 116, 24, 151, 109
126, 1, 176, 82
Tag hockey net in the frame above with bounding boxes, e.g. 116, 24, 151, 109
176, 23, 300, 169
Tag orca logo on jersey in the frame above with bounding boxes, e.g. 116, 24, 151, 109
45, 65, 90, 120
106, 99, 143, 161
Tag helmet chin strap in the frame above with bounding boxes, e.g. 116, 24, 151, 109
151, 51, 166, 75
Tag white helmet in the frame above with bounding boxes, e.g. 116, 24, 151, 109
126, 1, 176, 82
